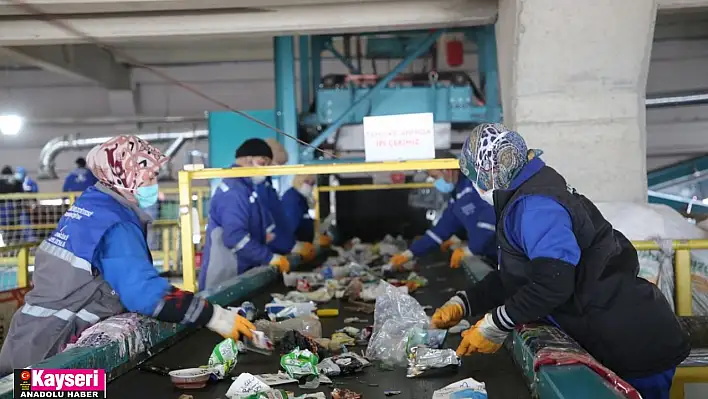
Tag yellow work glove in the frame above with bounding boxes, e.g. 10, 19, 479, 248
270, 254, 291, 273
450, 246, 472, 269
456, 313, 509, 356
206, 304, 256, 341
441, 236, 462, 252
318, 234, 333, 248
390, 250, 414, 271
292, 241, 316, 263
431, 296, 466, 329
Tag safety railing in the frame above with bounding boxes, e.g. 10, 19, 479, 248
0, 221, 180, 291
177, 158, 459, 292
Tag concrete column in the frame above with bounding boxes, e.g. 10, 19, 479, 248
496, 0, 657, 202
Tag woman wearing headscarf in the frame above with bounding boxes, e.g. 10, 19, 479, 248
0, 135, 255, 374
431, 123, 689, 399
281, 175, 318, 244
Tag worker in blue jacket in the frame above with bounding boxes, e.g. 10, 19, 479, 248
390, 151, 496, 270
281, 174, 333, 248
0, 135, 256, 374
256, 139, 315, 262
15, 167, 38, 193
199, 138, 291, 291
62, 157, 98, 192
431, 123, 689, 399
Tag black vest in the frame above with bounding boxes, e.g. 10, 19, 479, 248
494, 166, 690, 378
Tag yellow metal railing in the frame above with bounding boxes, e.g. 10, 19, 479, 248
0, 221, 180, 290
177, 158, 459, 292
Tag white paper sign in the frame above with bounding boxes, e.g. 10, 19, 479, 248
363, 113, 436, 162
226, 373, 271, 398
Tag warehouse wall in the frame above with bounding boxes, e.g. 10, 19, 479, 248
0, 25, 706, 192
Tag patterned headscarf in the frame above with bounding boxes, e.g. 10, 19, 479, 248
460, 123, 541, 191
87, 135, 168, 203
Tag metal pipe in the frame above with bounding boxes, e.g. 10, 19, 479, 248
646, 91, 708, 108
28, 115, 206, 126
324, 39, 360, 74
303, 29, 445, 157
37, 129, 208, 180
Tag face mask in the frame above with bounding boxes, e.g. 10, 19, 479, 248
135, 184, 159, 208
14, 173, 23, 181
434, 177, 455, 194
473, 182, 495, 206
251, 175, 266, 184
298, 184, 313, 198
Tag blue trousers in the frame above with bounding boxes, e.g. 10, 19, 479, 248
624, 368, 676, 399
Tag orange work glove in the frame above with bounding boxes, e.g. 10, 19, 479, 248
318, 234, 332, 248
206, 304, 256, 341
450, 246, 472, 269
441, 236, 462, 252
431, 296, 466, 329
456, 313, 508, 356
292, 241, 316, 262
390, 250, 413, 271
269, 254, 291, 273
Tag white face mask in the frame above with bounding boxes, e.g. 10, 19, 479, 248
473, 182, 495, 206
251, 175, 266, 184
298, 183, 313, 198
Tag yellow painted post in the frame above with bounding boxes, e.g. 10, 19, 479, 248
196, 191, 205, 228
17, 247, 30, 288
674, 248, 692, 316
162, 226, 170, 272
171, 225, 179, 272
178, 171, 197, 292
68, 193, 76, 205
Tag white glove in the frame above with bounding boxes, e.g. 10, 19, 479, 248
478, 313, 510, 344
206, 304, 256, 340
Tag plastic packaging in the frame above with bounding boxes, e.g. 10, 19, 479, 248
317, 353, 371, 376
365, 282, 430, 366
254, 315, 322, 343
432, 378, 488, 399
280, 348, 319, 379
406, 345, 460, 378
405, 327, 447, 354
207, 338, 240, 379
265, 299, 317, 320
281, 330, 330, 358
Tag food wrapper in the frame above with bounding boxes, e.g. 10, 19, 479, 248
405, 327, 447, 354
245, 330, 274, 355
229, 390, 290, 399
280, 348, 319, 379
317, 353, 371, 376
330, 332, 356, 347
207, 338, 240, 379
331, 388, 362, 399
406, 345, 460, 378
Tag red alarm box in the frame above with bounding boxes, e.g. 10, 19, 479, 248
446, 39, 464, 67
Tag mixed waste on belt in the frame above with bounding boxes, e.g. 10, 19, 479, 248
128, 236, 489, 399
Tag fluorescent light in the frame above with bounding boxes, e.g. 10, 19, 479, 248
0, 114, 24, 136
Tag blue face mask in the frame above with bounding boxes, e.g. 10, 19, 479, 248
434, 177, 455, 193
136, 184, 159, 208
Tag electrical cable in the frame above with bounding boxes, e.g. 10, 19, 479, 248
7, 0, 337, 159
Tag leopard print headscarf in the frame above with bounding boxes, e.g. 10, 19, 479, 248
460, 123, 541, 191
86, 135, 168, 203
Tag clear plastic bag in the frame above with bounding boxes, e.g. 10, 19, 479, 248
254, 316, 322, 343
365, 282, 429, 366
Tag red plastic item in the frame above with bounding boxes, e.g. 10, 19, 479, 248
446, 39, 464, 67
194, 251, 203, 270
391, 173, 405, 184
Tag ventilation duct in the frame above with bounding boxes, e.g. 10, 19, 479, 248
37, 130, 208, 180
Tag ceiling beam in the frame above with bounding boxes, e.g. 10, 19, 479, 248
0, 0, 497, 45
0, 44, 131, 89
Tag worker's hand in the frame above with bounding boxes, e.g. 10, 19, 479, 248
318, 234, 332, 248
390, 250, 414, 271
450, 246, 472, 269
269, 254, 291, 273
441, 236, 462, 252
431, 295, 466, 329
456, 313, 508, 356
292, 241, 316, 262
206, 304, 256, 341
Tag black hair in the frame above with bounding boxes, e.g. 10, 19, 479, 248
1, 166, 12, 175
76, 157, 87, 168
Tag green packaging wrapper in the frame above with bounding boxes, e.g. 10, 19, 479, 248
280, 348, 319, 379
236, 390, 289, 399
207, 338, 240, 379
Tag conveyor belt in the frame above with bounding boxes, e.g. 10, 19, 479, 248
109, 256, 531, 398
